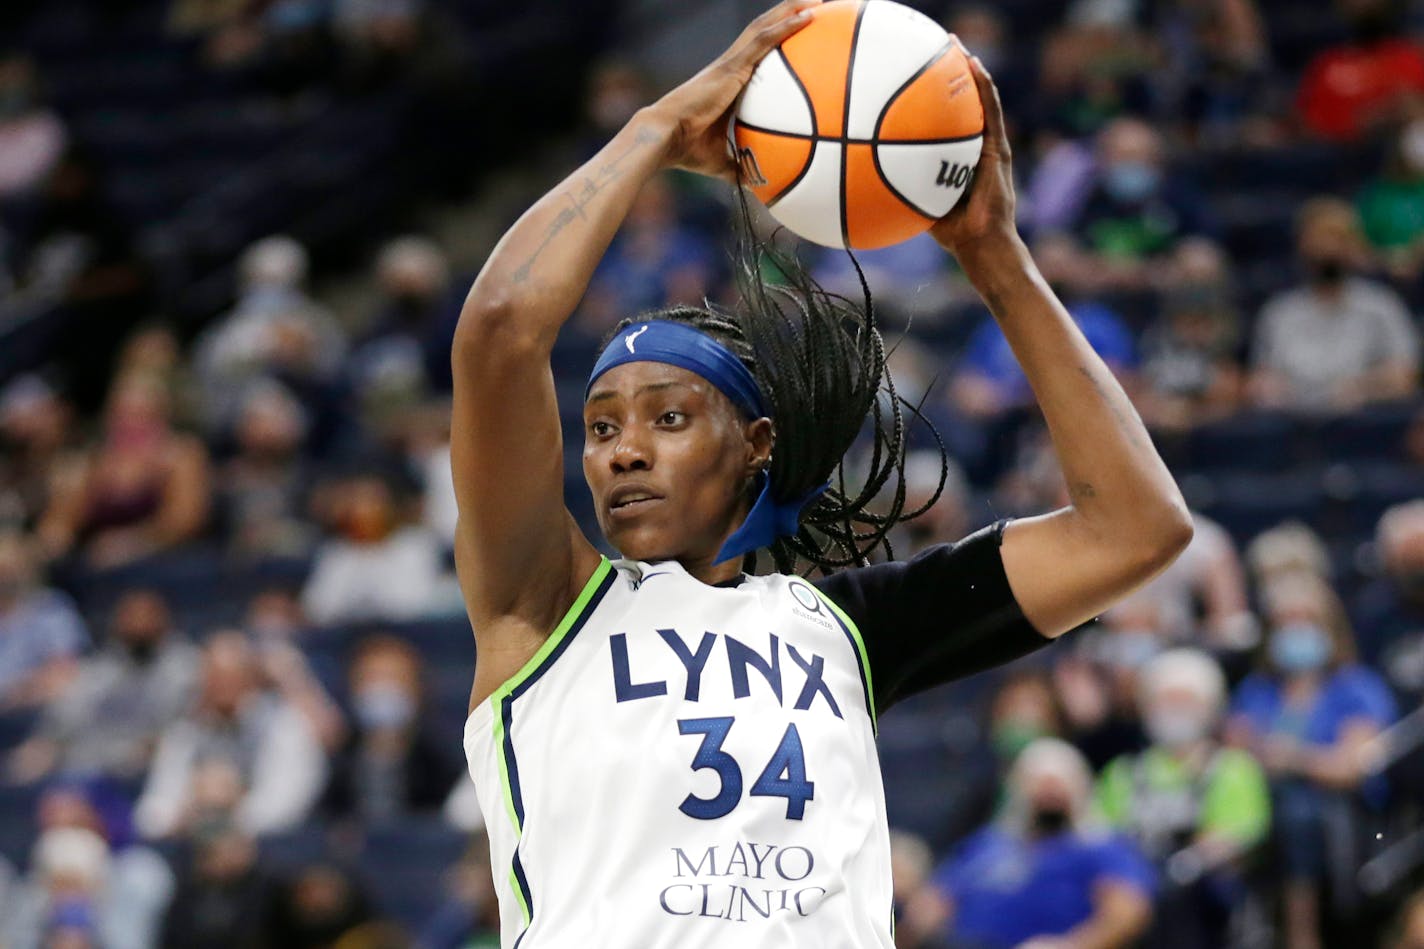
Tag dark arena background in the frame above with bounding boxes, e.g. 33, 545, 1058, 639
1, 0, 1424, 947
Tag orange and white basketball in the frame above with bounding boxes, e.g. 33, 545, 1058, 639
731, 0, 984, 250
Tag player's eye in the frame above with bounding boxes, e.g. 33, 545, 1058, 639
589, 420, 616, 438
657, 411, 686, 426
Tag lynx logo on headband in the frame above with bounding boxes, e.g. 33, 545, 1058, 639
625, 325, 649, 354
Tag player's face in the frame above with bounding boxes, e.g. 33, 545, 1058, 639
583, 361, 769, 571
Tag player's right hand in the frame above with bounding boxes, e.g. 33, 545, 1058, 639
641, 0, 820, 181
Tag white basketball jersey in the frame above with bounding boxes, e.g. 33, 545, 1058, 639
464, 557, 893, 948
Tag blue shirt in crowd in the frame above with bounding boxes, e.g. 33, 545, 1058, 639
1230, 665, 1397, 748
0, 588, 88, 700
933, 825, 1156, 949
1231, 664, 1397, 806
960, 302, 1137, 404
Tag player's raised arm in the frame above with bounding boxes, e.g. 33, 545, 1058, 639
931, 55, 1194, 639
451, 0, 821, 701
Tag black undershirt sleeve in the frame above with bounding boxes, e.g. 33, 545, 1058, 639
813, 520, 1053, 714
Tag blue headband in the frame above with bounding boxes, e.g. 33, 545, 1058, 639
586, 321, 827, 565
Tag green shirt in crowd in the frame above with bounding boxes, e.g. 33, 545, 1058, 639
1358, 177, 1424, 250
1096, 746, 1271, 855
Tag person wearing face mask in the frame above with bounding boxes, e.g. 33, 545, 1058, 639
300, 468, 455, 625
932, 738, 1155, 949
8, 588, 198, 784
1227, 574, 1396, 949
1249, 197, 1420, 412
1068, 118, 1215, 292
322, 635, 460, 822
1097, 649, 1270, 949
351, 235, 460, 398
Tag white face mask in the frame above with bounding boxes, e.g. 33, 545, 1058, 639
1145, 710, 1210, 747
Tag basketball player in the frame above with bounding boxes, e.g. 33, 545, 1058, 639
452, 1, 1192, 945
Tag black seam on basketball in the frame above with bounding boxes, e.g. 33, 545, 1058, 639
870, 144, 940, 221
733, 119, 982, 147
776, 47, 817, 138
839, 1, 868, 248
872, 37, 956, 141
763, 140, 820, 206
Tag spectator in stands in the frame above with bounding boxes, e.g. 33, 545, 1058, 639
135, 631, 327, 839
1057, 599, 1162, 769
1353, 501, 1424, 697
1250, 198, 1420, 412
421, 833, 501, 948
0, 531, 85, 710
1358, 116, 1424, 281
0, 54, 67, 201
324, 634, 460, 821
194, 236, 347, 426
0, 375, 75, 531
301, 467, 452, 624
37, 372, 211, 569
9, 588, 198, 784
1137, 240, 1245, 430
353, 235, 458, 397
952, 235, 1137, 420
888, 830, 951, 949
1245, 520, 1332, 589
1098, 649, 1270, 949
1298, 0, 1424, 141
575, 174, 717, 336
933, 738, 1155, 949
1067, 118, 1214, 291
1, 783, 176, 949
160, 814, 274, 949
932, 671, 1070, 849
1227, 573, 1397, 949
263, 861, 389, 948
217, 381, 317, 559
1149, 0, 1269, 144
0, 827, 135, 949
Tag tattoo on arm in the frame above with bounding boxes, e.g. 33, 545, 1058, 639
511, 125, 663, 285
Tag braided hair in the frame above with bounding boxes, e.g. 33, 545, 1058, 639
605, 190, 947, 576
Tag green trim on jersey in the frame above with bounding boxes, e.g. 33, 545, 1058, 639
488, 556, 614, 926
814, 588, 878, 733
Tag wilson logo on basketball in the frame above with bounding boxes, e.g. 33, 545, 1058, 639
936, 161, 974, 189
736, 147, 769, 187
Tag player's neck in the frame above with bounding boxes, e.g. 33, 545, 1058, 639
676, 553, 745, 587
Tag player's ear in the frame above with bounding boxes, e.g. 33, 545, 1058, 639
744, 417, 774, 476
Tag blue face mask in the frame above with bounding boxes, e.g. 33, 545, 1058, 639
1103, 161, 1161, 204
1270, 623, 1331, 674
354, 684, 415, 730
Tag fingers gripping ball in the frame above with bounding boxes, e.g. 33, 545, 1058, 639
731, 0, 984, 250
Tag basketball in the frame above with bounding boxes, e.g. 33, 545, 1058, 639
731, 0, 984, 250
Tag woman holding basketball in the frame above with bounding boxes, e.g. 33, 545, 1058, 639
452, 1, 1191, 945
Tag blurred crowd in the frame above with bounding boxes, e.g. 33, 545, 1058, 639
2, 0, 1424, 947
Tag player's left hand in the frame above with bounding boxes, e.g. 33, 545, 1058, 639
929, 51, 1019, 261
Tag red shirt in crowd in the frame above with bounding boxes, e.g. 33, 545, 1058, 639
1298, 38, 1424, 140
